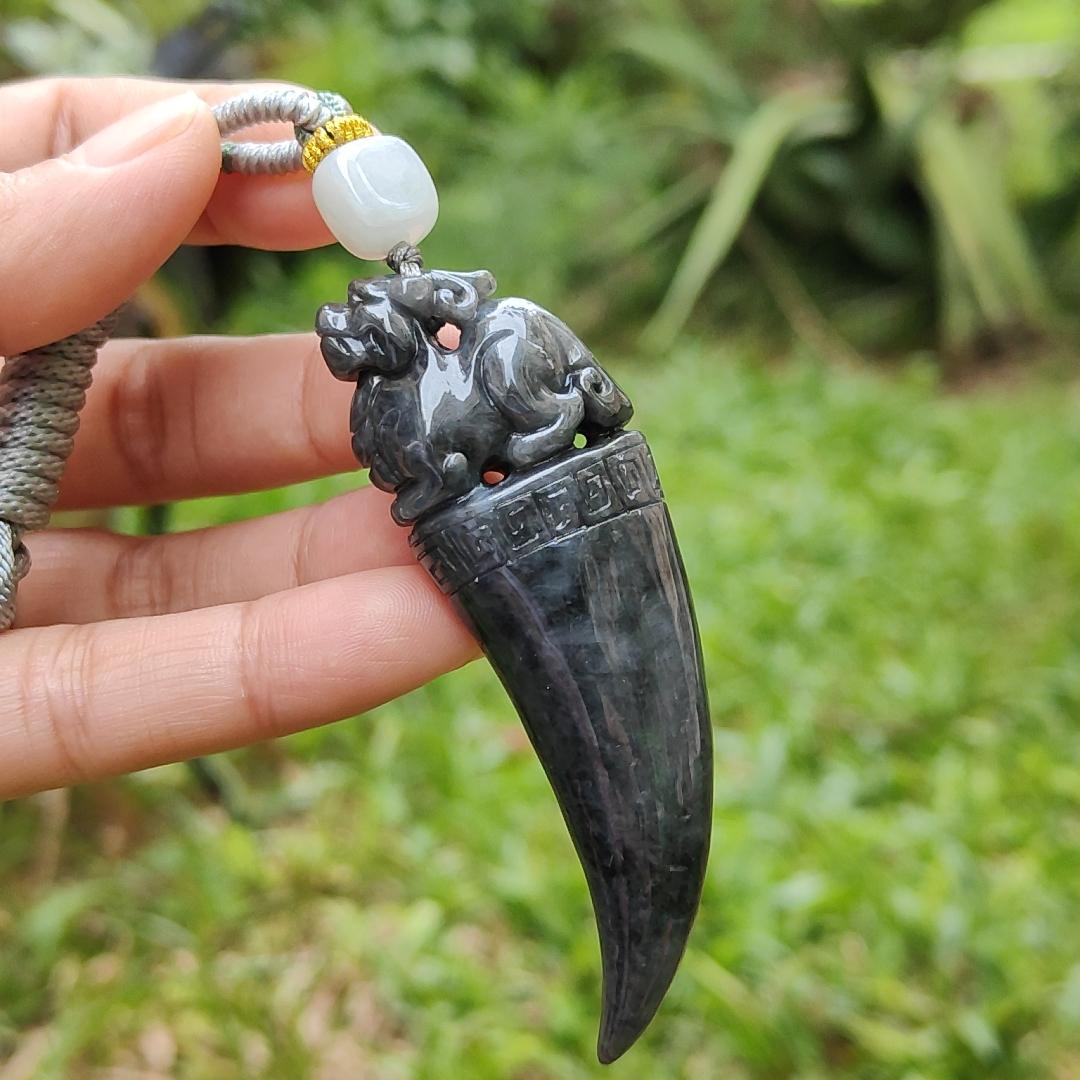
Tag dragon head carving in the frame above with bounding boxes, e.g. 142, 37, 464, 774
316, 268, 496, 382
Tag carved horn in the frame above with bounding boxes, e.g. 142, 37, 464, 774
394, 270, 496, 324
411, 433, 712, 1064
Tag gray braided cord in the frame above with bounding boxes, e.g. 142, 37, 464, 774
0, 86, 352, 631
0, 312, 118, 629
215, 89, 353, 174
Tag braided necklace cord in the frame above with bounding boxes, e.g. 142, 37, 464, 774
0, 88, 352, 631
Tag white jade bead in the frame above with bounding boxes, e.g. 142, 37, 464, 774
311, 135, 439, 261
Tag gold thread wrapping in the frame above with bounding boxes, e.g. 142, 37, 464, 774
302, 115, 376, 172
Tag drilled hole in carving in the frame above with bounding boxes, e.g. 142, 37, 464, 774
482, 462, 509, 486
436, 323, 461, 349
574, 433, 588, 449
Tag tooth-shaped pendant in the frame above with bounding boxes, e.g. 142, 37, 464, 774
316, 246, 712, 1063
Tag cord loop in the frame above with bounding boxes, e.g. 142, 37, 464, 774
215, 89, 353, 174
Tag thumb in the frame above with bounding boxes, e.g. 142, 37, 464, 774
0, 92, 220, 357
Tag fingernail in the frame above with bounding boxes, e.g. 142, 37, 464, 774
73, 93, 205, 168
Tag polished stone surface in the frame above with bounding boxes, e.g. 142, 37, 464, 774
312, 135, 439, 260
318, 266, 712, 1063
413, 432, 713, 1064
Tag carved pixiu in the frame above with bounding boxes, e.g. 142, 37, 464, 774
316, 266, 633, 524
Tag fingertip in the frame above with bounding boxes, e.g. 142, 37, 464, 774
297, 565, 481, 680
362, 566, 481, 670
168, 93, 224, 190
100, 92, 221, 226
226, 566, 480, 746
0, 93, 222, 356
70, 91, 218, 175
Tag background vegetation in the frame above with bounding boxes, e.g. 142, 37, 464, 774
2, 1, 1080, 1076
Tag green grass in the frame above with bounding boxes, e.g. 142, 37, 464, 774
6, 345, 1080, 1077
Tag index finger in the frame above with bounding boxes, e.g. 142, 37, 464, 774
0, 76, 341, 250
0, 564, 480, 799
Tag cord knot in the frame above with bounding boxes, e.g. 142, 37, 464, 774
387, 242, 424, 277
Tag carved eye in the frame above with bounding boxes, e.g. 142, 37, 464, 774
436, 288, 454, 309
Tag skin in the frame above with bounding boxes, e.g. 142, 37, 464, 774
0, 77, 480, 800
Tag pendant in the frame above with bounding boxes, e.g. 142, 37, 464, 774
308, 119, 712, 1064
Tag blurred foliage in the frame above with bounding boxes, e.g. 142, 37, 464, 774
4, 0, 1080, 1076
624, 0, 1079, 361
3, 0, 1078, 361
7, 346, 1080, 1075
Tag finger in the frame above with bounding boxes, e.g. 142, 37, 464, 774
58, 334, 358, 510
17, 485, 411, 627
0, 92, 221, 357
0, 76, 336, 249
0, 565, 480, 799
0, 76, 299, 166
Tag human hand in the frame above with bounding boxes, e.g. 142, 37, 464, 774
0, 77, 479, 800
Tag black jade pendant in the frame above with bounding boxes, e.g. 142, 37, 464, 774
316, 246, 712, 1063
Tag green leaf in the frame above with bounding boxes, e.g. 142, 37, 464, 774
871, 53, 1054, 349
645, 94, 846, 348
616, 20, 750, 113
20, 881, 103, 961
600, 164, 716, 259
